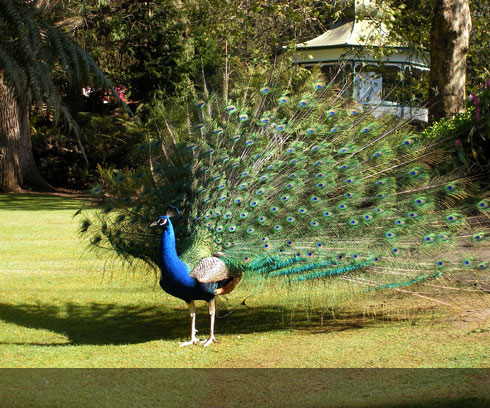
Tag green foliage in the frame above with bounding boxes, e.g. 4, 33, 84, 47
52, 0, 207, 101
187, 0, 335, 62
71, 1, 195, 100
76, 112, 147, 167
422, 81, 490, 173
422, 111, 473, 142
30, 112, 146, 188
55, 0, 338, 104
382, 1, 432, 55
467, 0, 490, 87
467, 82, 490, 169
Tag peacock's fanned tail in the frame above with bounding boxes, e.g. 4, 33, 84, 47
80, 64, 490, 304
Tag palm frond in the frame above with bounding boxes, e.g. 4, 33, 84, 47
0, 0, 131, 119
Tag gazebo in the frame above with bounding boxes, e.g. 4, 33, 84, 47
293, 0, 429, 121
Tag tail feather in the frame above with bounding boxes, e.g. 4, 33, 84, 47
80, 62, 490, 307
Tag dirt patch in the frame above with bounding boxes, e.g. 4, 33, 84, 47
450, 308, 490, 330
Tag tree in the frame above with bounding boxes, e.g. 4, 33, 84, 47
0, 0, 115, 192
385, 0, 477, 122
429, 0, 472, 123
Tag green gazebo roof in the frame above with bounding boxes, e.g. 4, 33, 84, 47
294, 0, 429, 69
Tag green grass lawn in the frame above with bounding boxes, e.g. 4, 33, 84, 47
1, 194, 489, 407
0, 194, 490, 368
0, 194, 489, 369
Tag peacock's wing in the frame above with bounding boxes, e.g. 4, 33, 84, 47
189, 256, 238, 283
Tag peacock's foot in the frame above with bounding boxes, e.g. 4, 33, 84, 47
201, 336, 219, 347
179, 338, 200, 347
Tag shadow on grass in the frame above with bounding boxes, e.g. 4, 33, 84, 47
0, 301, 384, 345
1, 369, 489, 408
0, 194, 93, 212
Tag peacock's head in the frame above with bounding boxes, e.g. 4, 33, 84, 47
150, 206, 181, 228
150, 216, 169, 228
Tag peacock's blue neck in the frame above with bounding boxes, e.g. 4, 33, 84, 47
159, 218, 196, 288
160, 218, 179, 261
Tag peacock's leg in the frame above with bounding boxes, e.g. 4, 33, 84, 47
201, 299, 218, 347
179, 300, 200, 347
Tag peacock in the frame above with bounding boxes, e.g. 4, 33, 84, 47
79, 63, 490, 346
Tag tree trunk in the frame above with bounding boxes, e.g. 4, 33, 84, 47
0, 73, 52, 192
429, 0, 471, 123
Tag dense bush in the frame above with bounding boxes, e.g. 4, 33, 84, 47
31, 112, 146, 189
422, 79, 490, 177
